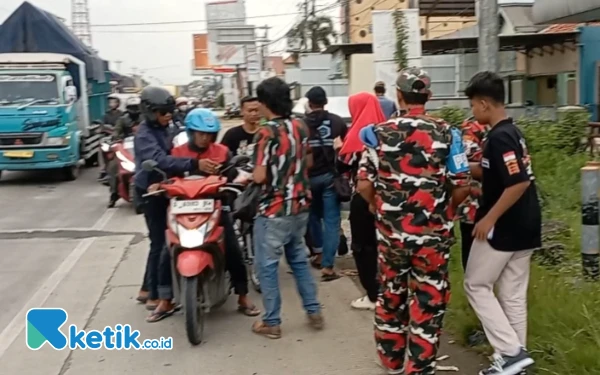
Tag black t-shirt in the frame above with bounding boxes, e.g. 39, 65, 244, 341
220, 125, 259, 158
476, 118, 542, 251
304, 110, 348, 177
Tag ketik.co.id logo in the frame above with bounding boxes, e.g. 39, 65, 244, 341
26, 308, 172, 350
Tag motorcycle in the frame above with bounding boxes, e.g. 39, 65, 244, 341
99, 124, 115, 186
141, 155, 251, 345
111, 136, 143, 214
224, 104, 241, 119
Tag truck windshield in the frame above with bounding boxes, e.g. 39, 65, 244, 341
0, 74, 60, 106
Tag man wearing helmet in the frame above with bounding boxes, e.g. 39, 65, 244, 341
98, 95, 124, 182
173, 97, 189, 127
106, 96, 143, 208
134, 86, 216, 322
166, 108, 260, 317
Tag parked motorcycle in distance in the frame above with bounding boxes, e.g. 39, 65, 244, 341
224, 103, 241, 119
141, 155, 251, 345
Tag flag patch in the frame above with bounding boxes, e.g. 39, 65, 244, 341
503, 151, 516, 162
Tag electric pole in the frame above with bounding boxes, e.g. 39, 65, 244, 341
258, 25, 271, 72
478, 0, 499, 72
310, 0, 318, 52
71, 0, 93, 48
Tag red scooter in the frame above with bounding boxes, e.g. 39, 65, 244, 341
111, 136, 143, 214
141, 156, 250, 345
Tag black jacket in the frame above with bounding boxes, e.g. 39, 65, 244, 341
303, 110, 348, 178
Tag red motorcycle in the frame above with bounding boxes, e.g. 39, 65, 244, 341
141, 156, 250, 345
111, 136, 143, 214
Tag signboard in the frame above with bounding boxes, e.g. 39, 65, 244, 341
193, 34, 211, 70
206, 0, 246, 28
208, 26, 256, 67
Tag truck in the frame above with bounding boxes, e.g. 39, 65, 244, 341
0, 2, 111, 180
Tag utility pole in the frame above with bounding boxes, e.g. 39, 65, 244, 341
310, 0, 318, 52
478, 0, 499, 72
303, 0, 309, 52
258, 25, 271, 72
71, 0, 93, 48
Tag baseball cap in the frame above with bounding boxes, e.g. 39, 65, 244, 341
374, 81, 386, 89
305, 86, 327, 106
395, 67, 431, 94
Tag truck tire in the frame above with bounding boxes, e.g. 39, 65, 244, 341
63, 165, 79, 181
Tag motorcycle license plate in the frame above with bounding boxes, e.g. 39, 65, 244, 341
170, 199, 214, 214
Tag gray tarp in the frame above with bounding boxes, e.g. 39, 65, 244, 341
0, 2, 107, 84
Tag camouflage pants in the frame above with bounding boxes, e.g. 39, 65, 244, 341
374, 226, 451, 375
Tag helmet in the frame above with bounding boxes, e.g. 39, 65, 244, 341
108, 94, 120, 103
176, 97, 189, 106
185, 108, 221, 134
140, 86, 176, 122
125, 96, 141, 109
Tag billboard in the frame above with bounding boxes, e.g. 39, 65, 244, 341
208, 26, 256, 67
206, 0, 246, 28
193, 34, 210, 70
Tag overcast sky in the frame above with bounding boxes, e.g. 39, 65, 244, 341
0, 0, 340, 85
0, 0, 532, 85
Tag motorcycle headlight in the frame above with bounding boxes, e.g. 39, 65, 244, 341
178, 223, 208, 248
116, 151, 135, 172
47, 135, 71, 146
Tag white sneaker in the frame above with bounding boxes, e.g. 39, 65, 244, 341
351, 296, 376, 310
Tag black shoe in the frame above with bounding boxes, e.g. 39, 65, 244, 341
97, 171, 107, 181
479, 348, 534, 375
337, 234, 349, 256
107, 195, 118, 208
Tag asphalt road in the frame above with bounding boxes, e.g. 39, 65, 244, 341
0, 119, 484, 374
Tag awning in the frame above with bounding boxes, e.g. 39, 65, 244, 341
422, 31, 579, 55
418, 0, 476, 17
532, 1, 600, 24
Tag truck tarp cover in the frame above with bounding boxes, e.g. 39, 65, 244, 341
0, 1, 107, 88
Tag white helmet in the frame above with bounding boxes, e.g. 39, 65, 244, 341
176, 97, 189, 106
126, 96, 141, 107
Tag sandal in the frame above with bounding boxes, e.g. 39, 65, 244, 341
251, 321, 281, 339
146, 308, 175, 323
321, 272, 341, 282
136, 295, 148, 304
310, 255, 322, 269
238, 304, 261, 317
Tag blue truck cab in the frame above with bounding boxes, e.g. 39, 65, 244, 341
0, 53, 110, 180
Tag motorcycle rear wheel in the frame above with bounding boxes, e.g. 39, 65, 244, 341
183, 276, 205, 346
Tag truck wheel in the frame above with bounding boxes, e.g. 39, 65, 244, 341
63, 165, 79, 181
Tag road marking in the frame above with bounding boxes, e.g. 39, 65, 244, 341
0, 208, 115, 359
92, 208, 117, 231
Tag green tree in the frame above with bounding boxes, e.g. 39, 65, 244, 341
286, 1, 337, 54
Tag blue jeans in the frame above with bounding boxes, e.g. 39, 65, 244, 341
309, 173, 341, 269
254, 212, 321, 326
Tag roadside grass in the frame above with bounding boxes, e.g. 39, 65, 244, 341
445, 148, 600, 374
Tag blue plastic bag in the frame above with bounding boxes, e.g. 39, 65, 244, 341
447, 127, 469, 174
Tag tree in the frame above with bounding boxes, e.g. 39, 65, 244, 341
286, 0, 337, 54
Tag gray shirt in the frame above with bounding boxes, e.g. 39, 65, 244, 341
377, 96, 397, 120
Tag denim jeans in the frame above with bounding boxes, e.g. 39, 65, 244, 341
138, 188, 172, 300
308, 173, 341, 269
254, 212, 321, 326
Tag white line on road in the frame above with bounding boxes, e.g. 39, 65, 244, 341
0, 208, 115, 359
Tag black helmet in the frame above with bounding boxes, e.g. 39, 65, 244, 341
140, 86, 176, 122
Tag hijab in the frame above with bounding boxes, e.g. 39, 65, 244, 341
339, 92, 386, 155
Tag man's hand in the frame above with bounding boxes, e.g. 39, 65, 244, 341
147, 183, 161, 193
198, 159, 220, 175
333, 136, 343, 151
472, 215, 495, 241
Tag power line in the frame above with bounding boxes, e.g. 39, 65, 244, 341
90, 2, 340, 28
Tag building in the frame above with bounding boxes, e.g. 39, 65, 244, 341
341, 0, 477, 43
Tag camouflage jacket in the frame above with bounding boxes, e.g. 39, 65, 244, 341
357, 111, 470, 242
252, 118, 312, 218
456, 118, 490, 224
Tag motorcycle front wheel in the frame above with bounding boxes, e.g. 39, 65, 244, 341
183, 276, 205, 345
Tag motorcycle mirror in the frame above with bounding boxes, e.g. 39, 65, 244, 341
142, 160, 158, 172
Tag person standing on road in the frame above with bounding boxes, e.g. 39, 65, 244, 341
456, 116, 490, 270
303, 86, 347, 281
337, 92, 386, 311
463, 71, 540, 375
251, 77, 322, 339
221, 96, 261, 158
374, 81, 397, 120
356, 68, 470, 375
133, 86, 214, 322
